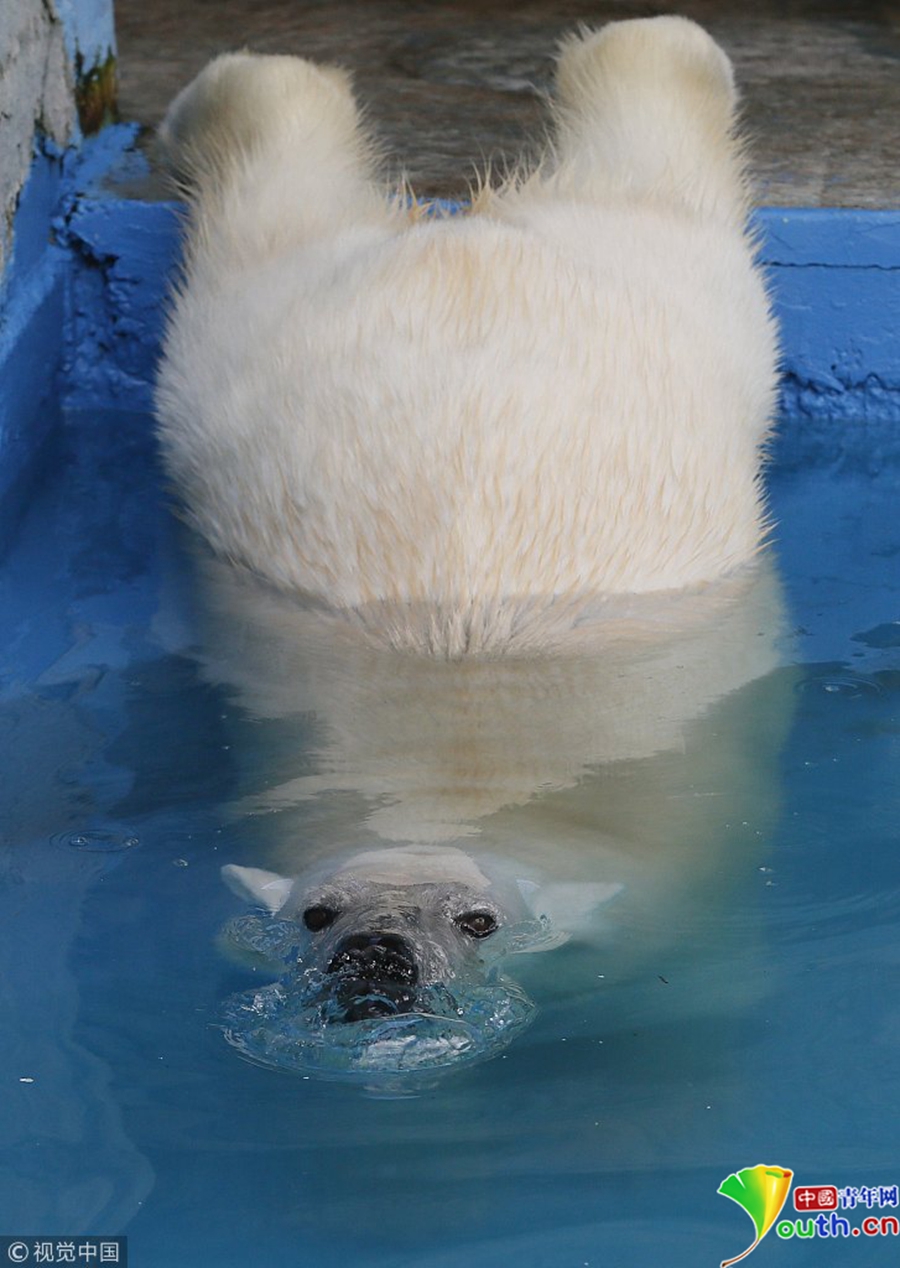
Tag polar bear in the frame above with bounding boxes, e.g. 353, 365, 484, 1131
155, 19, 784, 1083
155, 16, 778, 656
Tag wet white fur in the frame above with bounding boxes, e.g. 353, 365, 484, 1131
155, 17, 777, 655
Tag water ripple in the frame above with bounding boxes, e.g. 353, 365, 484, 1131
51, 828, 140, 853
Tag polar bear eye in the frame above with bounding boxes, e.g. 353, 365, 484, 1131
303, 905, 339, 932
454, 911, 498, 939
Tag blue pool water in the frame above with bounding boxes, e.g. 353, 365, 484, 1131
0, 410, 898, 1267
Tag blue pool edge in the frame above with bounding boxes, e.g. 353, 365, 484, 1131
1, 126, 899, 553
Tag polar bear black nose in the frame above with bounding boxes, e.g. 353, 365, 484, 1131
327, 932, 419, 986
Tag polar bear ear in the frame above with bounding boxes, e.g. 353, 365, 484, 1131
222, 864, 294, 913
517, 880, 624, 945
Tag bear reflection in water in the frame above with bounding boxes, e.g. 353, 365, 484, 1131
191, 557, 789, 1086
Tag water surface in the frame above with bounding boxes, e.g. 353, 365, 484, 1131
0, 412, 897, 1266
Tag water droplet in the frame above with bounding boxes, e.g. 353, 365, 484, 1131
53, 829, 140, 854
797, 673, 883, 699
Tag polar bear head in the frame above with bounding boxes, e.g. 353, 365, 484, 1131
219, 845, 621, 1085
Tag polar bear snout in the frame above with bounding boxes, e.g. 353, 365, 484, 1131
326, 930, 420, 1022
219, 855, 556, 1078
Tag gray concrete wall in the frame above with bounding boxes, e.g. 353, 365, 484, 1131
0, 0, 116, 275
0, 1, 74, 273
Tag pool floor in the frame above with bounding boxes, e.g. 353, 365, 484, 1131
0, 411, 898, 1267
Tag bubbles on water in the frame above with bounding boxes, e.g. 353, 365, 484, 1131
219, 912, 536, 1086
52, 828, 140, 853
221, 974, 535, 1085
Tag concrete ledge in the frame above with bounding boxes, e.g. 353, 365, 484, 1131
0, 126, 146, 552
761, 210, 900, 458
63, 196, 176, 411
58, 195, 900, 434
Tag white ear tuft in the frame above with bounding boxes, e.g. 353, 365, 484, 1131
221, 864, 294, 913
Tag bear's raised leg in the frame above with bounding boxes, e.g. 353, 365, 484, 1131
158, 53, 393, 267
547, 17, 747, 228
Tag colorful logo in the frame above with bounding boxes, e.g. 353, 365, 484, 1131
717, 1164, 794, 1267
792, 1184, 837, 1211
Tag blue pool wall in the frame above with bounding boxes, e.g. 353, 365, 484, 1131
0, 126, 899, 551
0, 0, 116, 549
